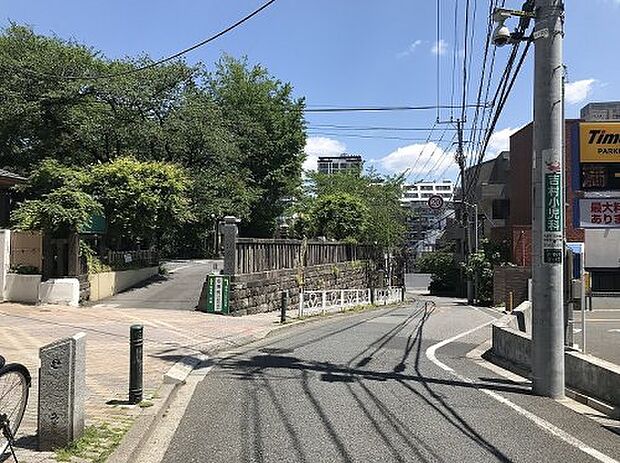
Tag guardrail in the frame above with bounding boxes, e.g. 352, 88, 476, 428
298, 287, 404, 317
374, 287, 404, 305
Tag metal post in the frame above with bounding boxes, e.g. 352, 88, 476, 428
456, 119, 474, 305
532, 0, 565, 399
322, 290, 326, 314
280, 290, 289, 323
298, 289, 304, 318
129, 324, 143, 404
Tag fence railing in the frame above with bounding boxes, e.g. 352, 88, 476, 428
299, 289, 372, 317
374, 287, 404, 305
106, 249, 158, 268
235, 238, 377, 274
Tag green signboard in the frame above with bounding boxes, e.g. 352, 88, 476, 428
80, 214, 106, 234
205, 274, 230, 314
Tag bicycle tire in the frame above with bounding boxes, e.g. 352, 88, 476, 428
0, 363, 31, 456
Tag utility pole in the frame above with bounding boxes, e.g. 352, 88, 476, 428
532, 0, 565, 398
455, 119, 474, 304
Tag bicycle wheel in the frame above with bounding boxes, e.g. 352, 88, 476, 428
0, 363, 31, 456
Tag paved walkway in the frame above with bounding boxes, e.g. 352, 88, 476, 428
88, 259, 223, 311
0, 302, 286, 462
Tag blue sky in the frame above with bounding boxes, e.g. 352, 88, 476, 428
1, 0, 618, 182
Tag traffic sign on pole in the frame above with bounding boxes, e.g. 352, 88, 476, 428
427, 195, 444, 210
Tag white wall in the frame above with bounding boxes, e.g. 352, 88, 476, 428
585, 229, 620, 269
0, 230, 9, 300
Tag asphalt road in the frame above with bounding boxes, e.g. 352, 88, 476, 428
90, 259, 222, 310
163, 299, 620, 463
574, 308, 620, 365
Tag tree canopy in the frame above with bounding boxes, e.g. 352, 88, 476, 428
0, 24, 307, 250
294, 170, 408, 248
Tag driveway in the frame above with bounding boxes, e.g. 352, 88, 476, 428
90, 259, 222, 310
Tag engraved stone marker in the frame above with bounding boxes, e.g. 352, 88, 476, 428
38, 332, 86, 450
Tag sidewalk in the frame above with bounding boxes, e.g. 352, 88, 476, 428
0, 303, 291, 462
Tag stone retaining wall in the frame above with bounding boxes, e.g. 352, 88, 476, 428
229, 261, 370, 315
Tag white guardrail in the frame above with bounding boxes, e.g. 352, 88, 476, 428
298, 287, 403, 317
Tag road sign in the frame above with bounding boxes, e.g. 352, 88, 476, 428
427, 195, 444, 210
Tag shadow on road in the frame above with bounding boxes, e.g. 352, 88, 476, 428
216, 301, 521, 462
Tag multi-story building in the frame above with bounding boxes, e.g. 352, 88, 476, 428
317, 154, 363, 175
401, 181, 454, 269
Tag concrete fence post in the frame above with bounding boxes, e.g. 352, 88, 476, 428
223, 216, 239, 276
38, 332, 86, 450
367, 288, 371, 305
298, 289, 304, 317
322, 290, 326, 315
340, 290, 345, 310
0, 229, 10, 301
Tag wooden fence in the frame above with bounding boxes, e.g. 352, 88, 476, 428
235, 238, 377, 274
106, 249, 158, 268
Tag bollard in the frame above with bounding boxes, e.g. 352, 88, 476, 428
507, 291, 514, 313
129, 324, 143, 404
280, 291, 289, 323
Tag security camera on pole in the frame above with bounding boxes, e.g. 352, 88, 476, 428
491, 0, 565, 398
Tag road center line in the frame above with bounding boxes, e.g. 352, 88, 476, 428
424, 316, 619, 463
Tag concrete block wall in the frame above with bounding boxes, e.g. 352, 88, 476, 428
493, 266, 531, 308
491, 315, 620, 408
229, 261, 370, 315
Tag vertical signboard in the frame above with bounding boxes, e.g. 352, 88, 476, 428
205, 275, 230, 314
543, 150, 563, 264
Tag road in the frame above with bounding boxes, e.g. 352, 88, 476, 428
162, 298, 620, 463
574, 308, 620, 365
91, 259, 222, 310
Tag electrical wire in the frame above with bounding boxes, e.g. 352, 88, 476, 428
12, 0, 279, 81
304, 104, 487, 113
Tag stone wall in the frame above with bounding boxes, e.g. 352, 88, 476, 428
229, 261, 370, 315
493, 266, 531, 308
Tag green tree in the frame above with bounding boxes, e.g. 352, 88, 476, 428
207, 56, 306, 236
12, 186, 102, 236
306, 193, 369, 241
462, 239, 511, 305
416, 252, 460, 295
300, 170, 407, 248
87, 157, 192, 249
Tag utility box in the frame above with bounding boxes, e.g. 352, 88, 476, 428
199, 274, 230, 314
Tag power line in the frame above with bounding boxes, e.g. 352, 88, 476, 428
304, 104, 488, 113
14, 0, 279, 81
307, 124, 487, 132
306, 131, 447, 142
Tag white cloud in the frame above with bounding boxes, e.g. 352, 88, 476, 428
303, 137, 346, 171
565, 79, 597, 105
397, 40, 423, 58
487, 127, 517, 157
431, 39, 448, 55
379, 142, 450, 175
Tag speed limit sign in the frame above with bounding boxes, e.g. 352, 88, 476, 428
427, 195, 444, 210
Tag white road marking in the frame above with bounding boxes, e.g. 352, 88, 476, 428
425, 314, 619, 463
574, 328, 582, 333
609, 329, 620, 333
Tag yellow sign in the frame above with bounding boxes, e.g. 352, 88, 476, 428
580, 122, 620, 163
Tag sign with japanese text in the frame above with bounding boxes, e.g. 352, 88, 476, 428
579, 198, 620, 228
580, 122, 620, 163
542, 150, 563, 264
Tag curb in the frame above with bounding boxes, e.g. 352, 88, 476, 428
471, 340, 620, 420
106, 301, 410, 463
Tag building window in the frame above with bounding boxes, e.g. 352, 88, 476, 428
420, 185, 433, 191
492, 199, 510, 219
436, 185, 452, 191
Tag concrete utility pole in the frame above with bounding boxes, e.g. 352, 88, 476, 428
532, 0, 565, 398
455, 119, 474, 304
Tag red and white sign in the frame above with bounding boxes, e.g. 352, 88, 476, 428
579, 198, 620, 228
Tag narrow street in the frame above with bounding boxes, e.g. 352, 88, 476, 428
90, 259, 222, 311
162, 299, 620, 463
